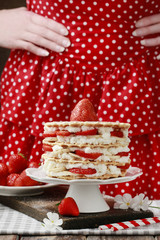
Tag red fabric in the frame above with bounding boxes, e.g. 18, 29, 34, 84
0, 0, 160, 199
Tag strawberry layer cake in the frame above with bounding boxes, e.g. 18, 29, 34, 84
42, 99, 131, 180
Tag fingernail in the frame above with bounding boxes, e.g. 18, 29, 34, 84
140, 40, 146, 45
57, 46, 65, 52
62, 40, 71, 47
60, 28, 68, 36
41, 50, 49, 56
132, 31, 137, 36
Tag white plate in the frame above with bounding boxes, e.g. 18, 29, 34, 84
26, 166, 142, 213
0, 183, 57, 196
26, 166, 142, 185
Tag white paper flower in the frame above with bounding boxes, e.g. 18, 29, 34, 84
132, 193, 149, 211
114, 193, 135, 210
42, 212, 63, 231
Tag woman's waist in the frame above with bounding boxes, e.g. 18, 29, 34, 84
53, 35, 159, 71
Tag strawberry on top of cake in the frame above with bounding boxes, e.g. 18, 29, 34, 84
42, 99, 131, 180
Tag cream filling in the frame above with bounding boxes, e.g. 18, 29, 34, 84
57, 135, 130, 145
43, 160, 122, 177
44, 126, 129, 137
70, 146, 130, 155
44, 151, 129, 163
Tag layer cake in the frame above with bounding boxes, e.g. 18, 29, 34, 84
42, 121, 131, 180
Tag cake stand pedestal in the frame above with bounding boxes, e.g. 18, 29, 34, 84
26, 167, 142, 213
65, 184, 109, 212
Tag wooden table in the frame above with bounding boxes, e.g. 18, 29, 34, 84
1, 236, 159, 240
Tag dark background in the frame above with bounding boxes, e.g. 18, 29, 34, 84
0, 0, 26, 75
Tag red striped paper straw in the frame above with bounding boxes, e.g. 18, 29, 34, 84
99, 217, 160, 231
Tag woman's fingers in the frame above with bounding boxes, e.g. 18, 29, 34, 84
22, 32, 66, 53
30, 11, 69, 36
27, 23, 71, 49
0, 7, 70, 55
16, 40, 50, 56
133, 23, 160, 36
132, 14, 160, 47
136, 14, 160, 28
140, 36, 160, 46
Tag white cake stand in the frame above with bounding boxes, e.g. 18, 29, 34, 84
26, 167, 142, 213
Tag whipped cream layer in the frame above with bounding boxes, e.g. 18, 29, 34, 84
42, 144, 130, 164
43, 159, 124, 178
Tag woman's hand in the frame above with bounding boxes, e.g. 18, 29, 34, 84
0, 7, 70, 56
133, 13, 160, 47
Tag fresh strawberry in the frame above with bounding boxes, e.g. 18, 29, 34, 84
111, 130, 123, 138
28, 161, 40, 168
43, 132, 57, 138
43, 144, 53, 152
14, 170, 40, 186
70, 99, 98, 121
0, 163, 8, 177
75, 150, 102, 159
58, 197, 79, 216
55, 130, 71, 136
8, 153, 28, 174
75, 129, 98, 136
0, 177, 7, 186
7, 173, 20, 186
69, 168, 96, 175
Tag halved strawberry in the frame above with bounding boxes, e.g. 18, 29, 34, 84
75, 150, 102, 159
43, 144, 52, 152
43, 132, 57, 138
69, 168, 96, 175
56, 130, 71, 136
75, 129, 98, 136
111, 130, 124, 138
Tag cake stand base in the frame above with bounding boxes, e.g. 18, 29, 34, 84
65, 184, 109, 213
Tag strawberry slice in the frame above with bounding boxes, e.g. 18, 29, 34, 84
69, 168, 96, 175
56, 130, 71, 136
43, 132, 57, 138
43, 144, 52, 151
118, 163, 130, 170
116, 152, 129, 157
75, 129, 98, 136
70, 98, 98, 121
75, 150, 102, 159
111, 130, 124, 138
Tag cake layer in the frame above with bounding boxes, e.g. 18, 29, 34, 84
42, 142, 130, 165
43, 121, 130, 146
43, 158, 127, 180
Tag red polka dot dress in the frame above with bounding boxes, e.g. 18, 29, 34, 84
0, 0, 160, 199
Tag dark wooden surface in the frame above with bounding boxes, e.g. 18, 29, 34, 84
0, 185, 153, 230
